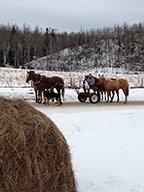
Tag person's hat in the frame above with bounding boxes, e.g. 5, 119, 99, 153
89, 73, 92, 76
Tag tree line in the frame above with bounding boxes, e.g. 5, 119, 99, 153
0, 22, 144, 72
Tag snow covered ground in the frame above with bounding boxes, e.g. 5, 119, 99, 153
0, 67, 144, 88
0, 68, 144, 192
0, 86, 144, 192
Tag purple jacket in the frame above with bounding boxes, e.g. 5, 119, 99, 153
87, 76, 95, 86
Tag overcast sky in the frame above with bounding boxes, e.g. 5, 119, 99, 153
1, 0, 144, 33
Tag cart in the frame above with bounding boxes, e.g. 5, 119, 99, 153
69, 82, 100, 104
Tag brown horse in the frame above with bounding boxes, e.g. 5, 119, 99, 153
99, 75, 129, 104
26, 71, 65, 103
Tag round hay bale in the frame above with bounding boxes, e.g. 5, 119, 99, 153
0, 97, 77, 192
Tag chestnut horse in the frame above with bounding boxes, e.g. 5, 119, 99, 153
99, 75, 129, 104
26, 71, 64, 103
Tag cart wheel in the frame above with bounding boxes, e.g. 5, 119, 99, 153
89, 93, 99, 103
78, 93, 87, 102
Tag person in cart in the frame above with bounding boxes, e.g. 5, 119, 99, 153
86, 73, 95, 88
84, 73, 95, 94
80, 73, 100, 103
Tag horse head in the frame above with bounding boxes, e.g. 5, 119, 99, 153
26, 71, 35, 83
84, 75, 89, 80
99, 74, 105, 84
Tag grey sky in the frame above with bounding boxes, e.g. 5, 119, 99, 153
1, 0, 144, 32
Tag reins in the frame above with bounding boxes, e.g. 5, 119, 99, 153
48, 83, 59, 91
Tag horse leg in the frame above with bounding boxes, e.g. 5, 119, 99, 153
124, 94, 127, 104
51, 89, 55, 102
99, 85, 102, 100
40, 91, 43, 103
102, 86, 106, 101
110, 91, 115, 102
106, 91, 110, 103
116, 90, 119, 102
42, 91, 46, 104
122, 89, 127, 104
35, 90, 38, 102
102, 90, 107, 101
100, 90, 104, 100
104, 91, 106, 101
56, 88, 61, 99
38, 91, 42, 103
58, 88, 63, 103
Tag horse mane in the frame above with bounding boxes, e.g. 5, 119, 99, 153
30, 70, 35, 73
37, 73, 42, 82
111, 78, 116, 81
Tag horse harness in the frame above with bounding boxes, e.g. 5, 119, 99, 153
34, 73, 43, 85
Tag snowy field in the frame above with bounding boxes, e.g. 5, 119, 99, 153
0, 67, 144, 88
0, 68, 144, 192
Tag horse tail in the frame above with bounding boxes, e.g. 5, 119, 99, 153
126, 85, 129, 96
126, 81, 129, 96
62, 84, 65, 99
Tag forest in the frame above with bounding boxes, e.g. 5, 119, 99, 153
0, 22, 144, 72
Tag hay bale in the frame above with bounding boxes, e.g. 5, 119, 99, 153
0, 97, 77, 192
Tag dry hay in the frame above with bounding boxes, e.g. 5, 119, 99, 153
0, 97, 77, 192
